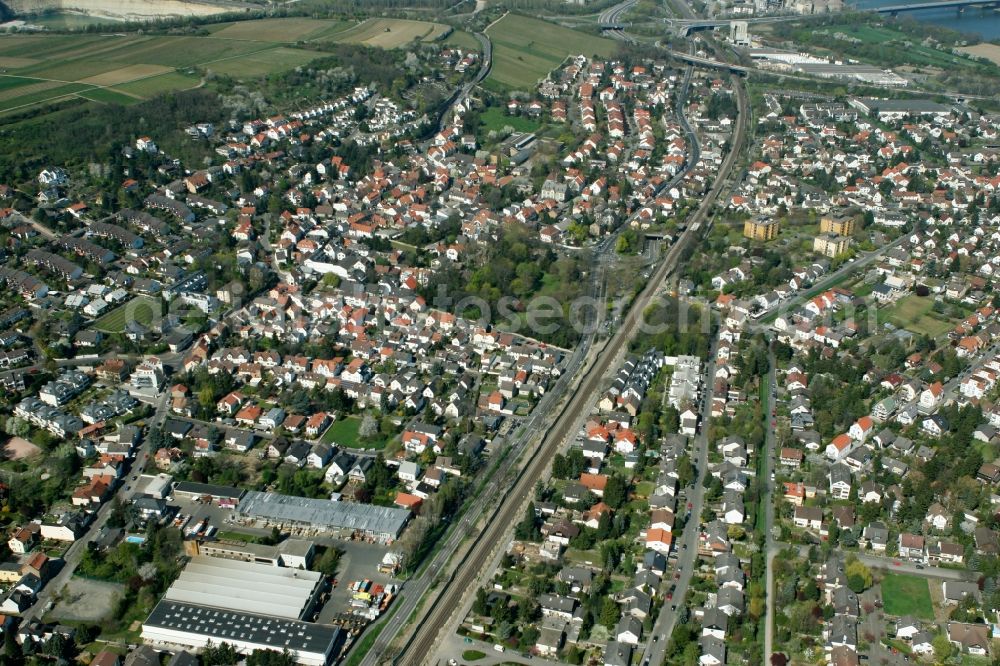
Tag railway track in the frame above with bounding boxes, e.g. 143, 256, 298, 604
393, 67, 749, 666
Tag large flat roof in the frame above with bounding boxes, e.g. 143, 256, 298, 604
200, 538, 314, 562
172, 481, 245, 500
144, 600, 342, 656
236, 490, 410, 538
163, 556, 321, 620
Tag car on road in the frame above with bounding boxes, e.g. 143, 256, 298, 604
463, 638, 472, 644
915, 564, 924, 569
771, 420, 776, 427
687, 502, 693, 510
893, 561, 901, 566
674, 572, 680, 580
132, 475, 138, 480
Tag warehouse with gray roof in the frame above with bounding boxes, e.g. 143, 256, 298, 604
234, 490, 410, 543
163, 556, 323, 620
142, 600, 344, 666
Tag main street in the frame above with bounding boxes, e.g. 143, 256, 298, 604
640, 335, 718, 666
763, 348, 777, 662
21, 387, 172, 622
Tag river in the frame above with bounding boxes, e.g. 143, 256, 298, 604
852, 0, 1000, 40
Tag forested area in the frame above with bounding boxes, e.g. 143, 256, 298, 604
420, 224, 589, 347
0, 90, 223, 185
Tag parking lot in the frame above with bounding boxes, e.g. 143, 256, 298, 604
316, 540, 396, 623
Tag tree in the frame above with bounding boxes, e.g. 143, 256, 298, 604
42, 634, 72, 661
599, 597, 620, 628
315, 547, 341, 576
246, 649, 296, 666
514, 502, 540, 542
202, 642, 239, 666
358, 413, 378, 440
845, 556, 872, 592
603, 475, 628, 509
932, 632, 953, 661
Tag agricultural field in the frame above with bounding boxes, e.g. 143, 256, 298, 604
484, 14, 616, 90
92, 296, 161, 333
0, 14, 456, 115
880, 294, 953, 338
206, 17, 350, 42
0, 18, 351, 115
326, 18, 450, 48
881, 573, 934, 620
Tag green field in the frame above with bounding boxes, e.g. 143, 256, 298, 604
0, 19, 349, 114
881, 573, 934, 620
444, 30, 482, 52
820, 23, 987, 70
207, 17, 350, 42
78, 87, 141, 105
881, 294, 953, 337
93, 296, 161, 333
479, 106, 540, 134
109, 71, 200, 98
320, 415, 363, 447
323, 18, 450, 48
485, 14, 616, 89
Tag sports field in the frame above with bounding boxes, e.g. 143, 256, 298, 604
485, 14, 615, 89
327, 18, 450, 48
93, 295, 161, 333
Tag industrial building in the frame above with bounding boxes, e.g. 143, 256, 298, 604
171, 481, 246, 506
162, 556, 324, 621
141, 600, 344, 666
234, 491, 410, 543
196, 538, 315, 570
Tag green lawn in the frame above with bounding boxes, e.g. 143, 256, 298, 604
880, 294, 953, 337
479, 106, 540, 135
485, 14, 616, 89
320, 416, 363, 448
93, 296, 161, 333
462, 650, 487, 661
881, 573, 934, 620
